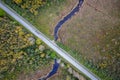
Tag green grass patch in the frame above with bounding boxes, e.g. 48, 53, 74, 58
0, 8, 5, 16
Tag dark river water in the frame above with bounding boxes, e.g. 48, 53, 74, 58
54, 0, 84, 41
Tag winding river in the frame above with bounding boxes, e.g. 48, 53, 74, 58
54, 0, 84, 41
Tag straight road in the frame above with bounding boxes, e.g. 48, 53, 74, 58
0, 1, 100, 80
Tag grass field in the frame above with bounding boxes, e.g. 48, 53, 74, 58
58, 0, 120, 79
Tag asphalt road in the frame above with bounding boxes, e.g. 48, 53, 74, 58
0, 1, 100, 80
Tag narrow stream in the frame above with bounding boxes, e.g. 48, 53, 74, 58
54, 0, 84, 41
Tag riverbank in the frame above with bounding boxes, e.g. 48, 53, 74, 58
54, 0, 84, 41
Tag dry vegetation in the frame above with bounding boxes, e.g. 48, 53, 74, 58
59, 0, 120, 79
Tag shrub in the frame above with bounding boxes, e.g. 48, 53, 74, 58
0, 8, 5, 17
13, 0, 46, 15
0, 16, 33, 73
